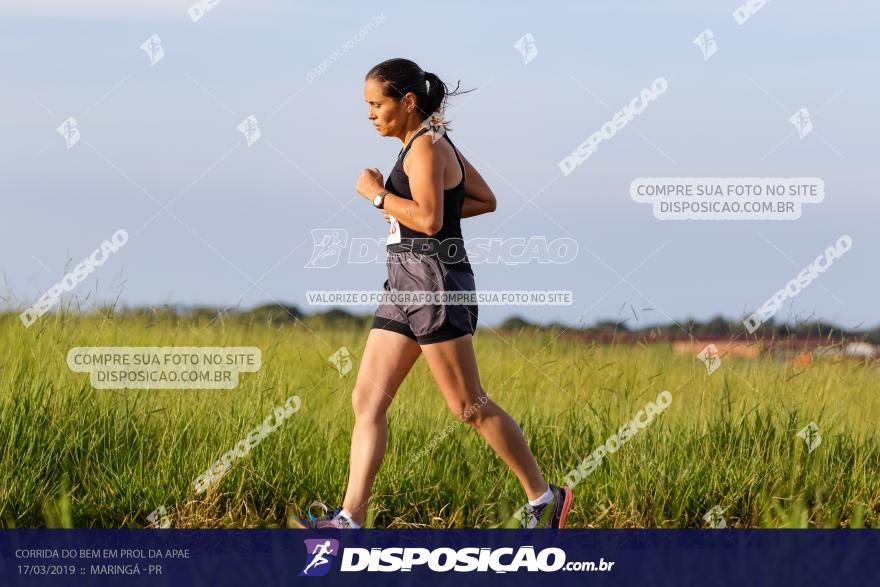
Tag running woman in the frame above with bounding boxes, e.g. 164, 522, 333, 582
293, 58, 572, 529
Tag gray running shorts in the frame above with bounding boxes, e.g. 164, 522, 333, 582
372, 250, 478, 345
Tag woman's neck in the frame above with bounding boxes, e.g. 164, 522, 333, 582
401, 124, 425, 146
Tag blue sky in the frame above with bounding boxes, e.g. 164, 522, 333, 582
1, 0, 878, 329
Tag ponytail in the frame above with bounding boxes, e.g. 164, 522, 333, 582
423, 71, 444, 114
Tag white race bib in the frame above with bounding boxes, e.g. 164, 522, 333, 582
386, 214, 401, 245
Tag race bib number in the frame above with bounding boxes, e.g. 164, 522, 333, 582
386, 214, 401, 245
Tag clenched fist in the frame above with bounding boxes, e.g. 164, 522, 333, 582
356, 167, 384, 200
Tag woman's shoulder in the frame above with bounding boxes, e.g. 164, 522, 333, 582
402, 128, 455, 169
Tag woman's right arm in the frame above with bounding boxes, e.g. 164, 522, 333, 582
458, 152, 496, 218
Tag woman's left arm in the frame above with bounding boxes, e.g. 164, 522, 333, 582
457, 151, 496, 218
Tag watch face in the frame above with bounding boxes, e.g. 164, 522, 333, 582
373, 195, 382, 207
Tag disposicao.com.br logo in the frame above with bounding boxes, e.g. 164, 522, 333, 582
300, 540, 613, 575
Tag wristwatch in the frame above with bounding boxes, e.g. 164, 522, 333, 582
372, 189, 389, 209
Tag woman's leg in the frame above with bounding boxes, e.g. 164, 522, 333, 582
419, 334, 549, 500
342, 328, 422, 526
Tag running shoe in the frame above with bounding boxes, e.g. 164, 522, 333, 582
517, 484, 573, 529
290, 503, 357, 529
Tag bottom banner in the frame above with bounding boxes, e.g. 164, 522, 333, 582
1, 529, 877, 586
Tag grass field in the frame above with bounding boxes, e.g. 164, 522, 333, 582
2, 312, 879, 528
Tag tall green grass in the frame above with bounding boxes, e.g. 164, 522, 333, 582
1, 312, 878, 528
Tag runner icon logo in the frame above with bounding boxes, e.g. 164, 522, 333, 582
300, 539, 340, 577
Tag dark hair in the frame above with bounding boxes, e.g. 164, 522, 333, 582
365, 58, 472, 129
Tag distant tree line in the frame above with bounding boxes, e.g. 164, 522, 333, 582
497, 314, 880, 344
4, 305, 878, 343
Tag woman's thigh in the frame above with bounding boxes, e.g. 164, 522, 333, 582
353, 328, 423, 416
419, 334, 488, 416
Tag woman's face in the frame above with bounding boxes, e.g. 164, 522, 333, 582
364, 77, 409, 137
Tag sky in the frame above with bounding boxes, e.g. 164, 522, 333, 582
1, 0, 878, 330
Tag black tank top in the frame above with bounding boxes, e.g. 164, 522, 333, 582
385, 127, 472, 274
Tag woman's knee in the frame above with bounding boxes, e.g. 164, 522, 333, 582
450, 392, 492, 427
351, 385, 391, 420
